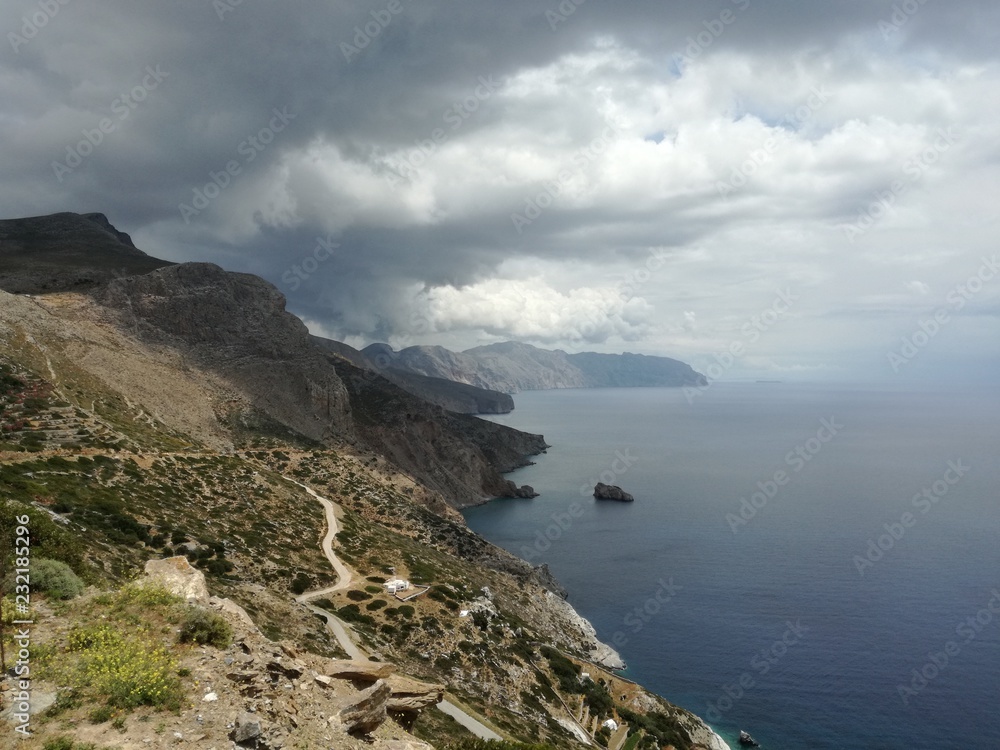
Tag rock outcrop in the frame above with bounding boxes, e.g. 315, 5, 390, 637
385, 675, 445, 712
594, 483, 635, 502
143, 556, 209, 603
325, 660, 395, 681
337, 679, 391, 735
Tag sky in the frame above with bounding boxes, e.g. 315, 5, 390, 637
2, 0, 999, 382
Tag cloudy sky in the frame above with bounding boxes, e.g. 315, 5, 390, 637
3, 0, 999, 382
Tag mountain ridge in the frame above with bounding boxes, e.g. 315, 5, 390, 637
364, 340, 708, 394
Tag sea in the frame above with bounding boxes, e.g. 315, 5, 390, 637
462, 382, 1000, 750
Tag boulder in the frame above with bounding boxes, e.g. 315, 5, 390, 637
593, 483, 634, 502
143, 556, 209, 603
325, 659, 395, 681
336, 679, 390, 735
230, 711, 262, 744
386, 675, 445, 712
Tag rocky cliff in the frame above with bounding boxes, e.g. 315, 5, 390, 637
312, 336, 514, 414
365, 340, 707, 393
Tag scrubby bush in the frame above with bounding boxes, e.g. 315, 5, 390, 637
290, 572, 312, 595
31, 558, 85, 599
67, 625, 182, 709
178, 608, 233, 648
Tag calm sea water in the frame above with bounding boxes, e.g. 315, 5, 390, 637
463, 383, 1000, 749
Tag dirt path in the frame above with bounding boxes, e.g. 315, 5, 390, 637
286, 477, 506, 742
289, 479, 354, 601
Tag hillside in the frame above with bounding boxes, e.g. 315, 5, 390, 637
0, 214, 540, 509
363, 341, 707, 394
0, 212, 729, 750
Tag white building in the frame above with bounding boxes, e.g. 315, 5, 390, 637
602, 719, 619, 732
384, 579, 411, 594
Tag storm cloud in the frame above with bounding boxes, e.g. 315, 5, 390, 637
2, 0, 998, 381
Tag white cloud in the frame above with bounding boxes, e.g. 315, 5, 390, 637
418, 277, 653, 345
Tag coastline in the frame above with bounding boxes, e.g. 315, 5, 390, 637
479, 432, 733, 750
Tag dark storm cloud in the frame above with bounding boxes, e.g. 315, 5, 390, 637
2, 0, 998, 375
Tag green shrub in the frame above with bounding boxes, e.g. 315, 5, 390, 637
178, 608, 233, 649
31, 558, 85, 599
366, 599, 387, 611
346, 589, 371, 601
290, 572, 312, 595
89, 705, 114, 723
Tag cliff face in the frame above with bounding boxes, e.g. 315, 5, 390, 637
98, 263, 355, 444
366, 340, 707, 393
312, 336, 514, 414
335, 358, 544, 507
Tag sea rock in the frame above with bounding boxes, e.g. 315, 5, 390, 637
593, 483, 634, 502
336, 679, 390, 735
325, 659, 395, 681
143, 556, 209, 603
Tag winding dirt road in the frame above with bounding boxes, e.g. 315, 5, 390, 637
287, 477, 503, 741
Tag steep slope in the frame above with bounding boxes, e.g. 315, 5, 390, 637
0, 211, 173, 294
313, 336, 514, 414
97, 262, 355, 445
367, 340, 707, 393
335, 358, 543, 506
